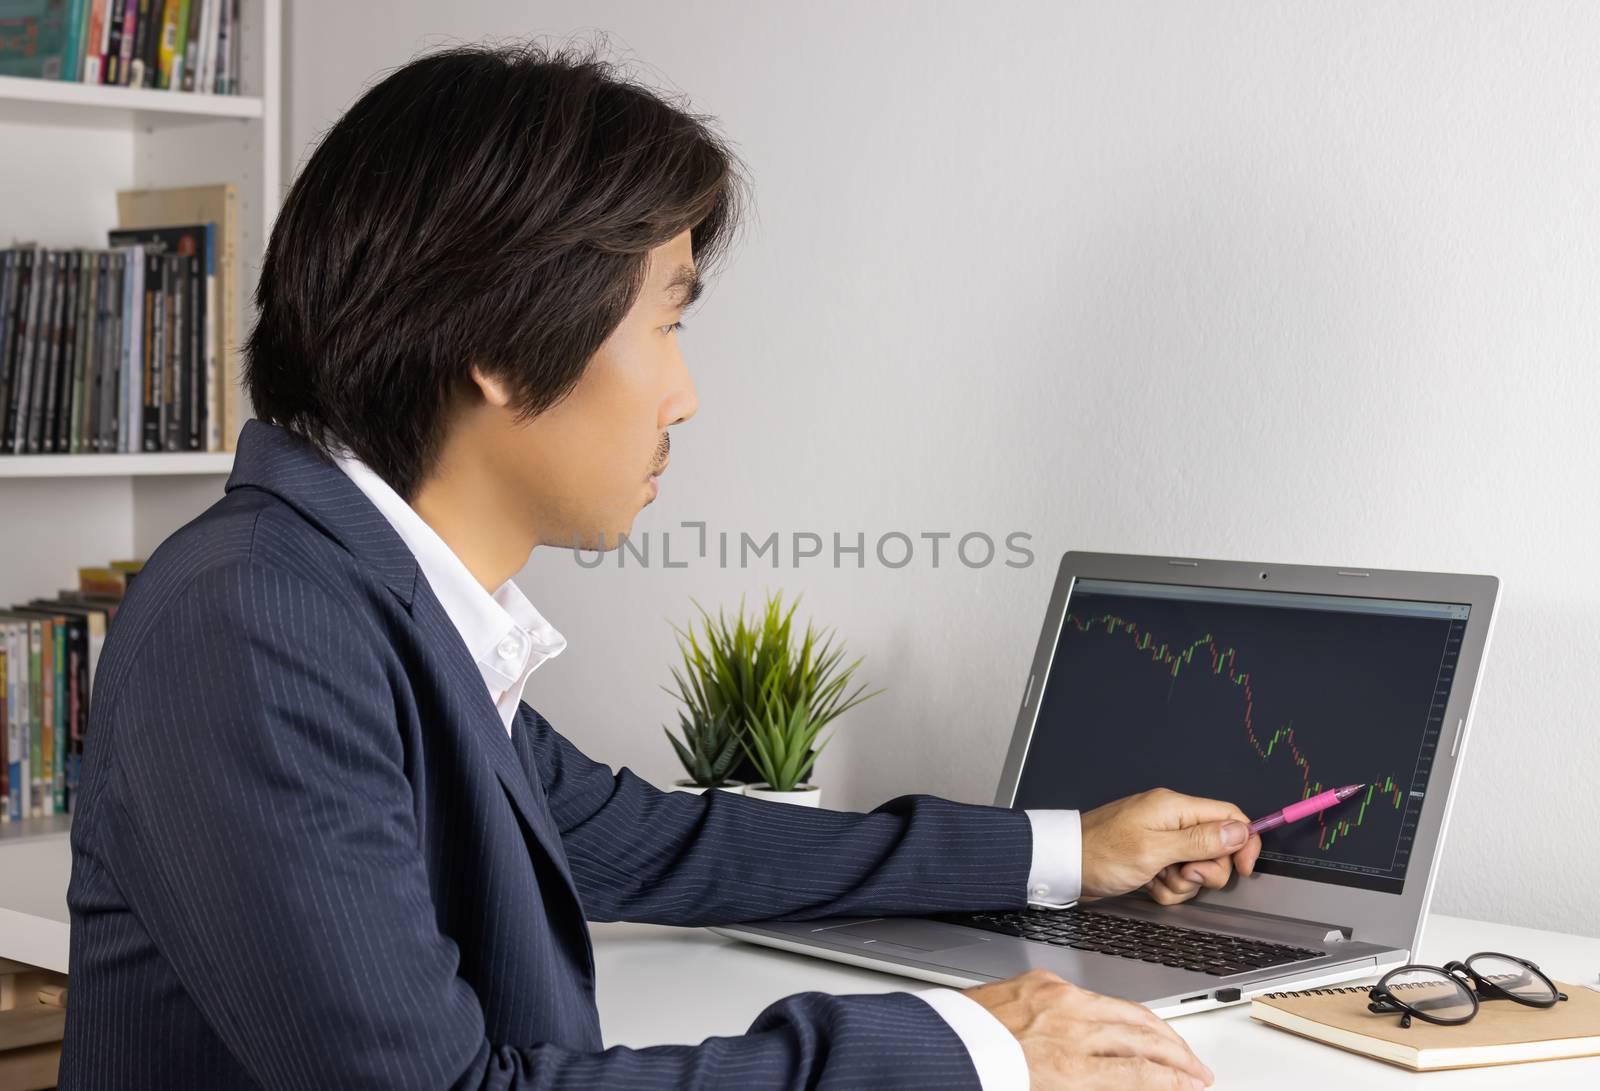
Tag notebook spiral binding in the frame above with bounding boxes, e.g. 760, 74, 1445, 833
1265, 975, 1518, 999
1264, 981, 1432, 999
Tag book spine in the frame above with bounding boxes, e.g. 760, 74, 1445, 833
104, 0, 124, 84
60, 0, 87, 82
180, 0, 200, 92
53, 251, 77, 453
68, 251, 86, 452
34, 619, 50, 817
117, 0, 140, 85
73, 250, 95, 452
185, 252, 200, 449
98, 254, 120, 451
124, 247, 144, 452
0, 634, 8, 821
196, 0, 216, 95
220, 188, 237, 446
49, 251, 79, 454
157, 0, 181, 90
144, 0, 166, 88
0, 251, 17, 447
88, 254, 108, 451
28, 251, 61, 455
214, 0, 233, 94
82, 0, 105, 83
17, 252, 45, 453
142, 252, 160, 451
130, 0, 153, 87
52, 621, 65, 815
70, 618, 87, 812
8, 626, 23, 822
5, 251, 34, 453
203, 225, 218, 450
164, 253, 180, 450
20, 624, 32, 821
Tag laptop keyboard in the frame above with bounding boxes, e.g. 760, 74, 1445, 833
940, 906, 1322, 976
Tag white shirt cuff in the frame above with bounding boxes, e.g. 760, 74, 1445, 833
1024, 809, 1081, 907
914, 987, 1029, 1090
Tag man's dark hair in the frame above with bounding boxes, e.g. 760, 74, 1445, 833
243, 39, 750, 500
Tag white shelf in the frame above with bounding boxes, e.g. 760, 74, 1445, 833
0, 73, 262, 121
0, 453, 234, 478
0, 815, 71, 845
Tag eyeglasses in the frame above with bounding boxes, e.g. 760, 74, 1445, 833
1367, 951, 1569, 1029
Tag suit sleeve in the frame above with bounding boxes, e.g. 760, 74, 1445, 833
98, 562, 984, 1090
517, 703, 1036, 925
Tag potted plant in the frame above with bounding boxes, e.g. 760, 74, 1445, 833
662, 705, 746, 795
663, 635, 747, 794
664, 590, 881, 807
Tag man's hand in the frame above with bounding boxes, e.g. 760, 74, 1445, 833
1079, 788, 1263, 904
965, 969, 1213, 1090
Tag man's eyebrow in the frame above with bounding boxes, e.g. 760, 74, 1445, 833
662, 263, 704, 309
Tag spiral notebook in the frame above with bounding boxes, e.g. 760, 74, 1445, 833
1250, 979, 1600, 1071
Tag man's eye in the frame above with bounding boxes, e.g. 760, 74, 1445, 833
662, 321, 686, 335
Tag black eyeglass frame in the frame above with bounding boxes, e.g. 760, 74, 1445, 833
1367, 951, 1569, 1029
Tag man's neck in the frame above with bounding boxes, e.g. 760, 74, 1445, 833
410, 456, 535, 595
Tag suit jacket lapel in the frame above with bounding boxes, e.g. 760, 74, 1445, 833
226, 419, 587, 918
409, 583, 586, 911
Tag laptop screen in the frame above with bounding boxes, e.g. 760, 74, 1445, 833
1012, 577, 1471, 895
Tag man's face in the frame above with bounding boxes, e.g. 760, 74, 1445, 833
474, 230, 701, 551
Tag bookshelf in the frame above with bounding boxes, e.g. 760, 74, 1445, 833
0, 0, 281, 612
0, 4, 283, 976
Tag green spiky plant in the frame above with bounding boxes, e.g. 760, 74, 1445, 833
663, 591, 882, 793
662, 705, 742, 788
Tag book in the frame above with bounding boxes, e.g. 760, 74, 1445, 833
7, 606, 81, 814
77, 566, 133, 596
0, 619, 30, 822
106, 225, 208, 449
0, 639, 7, 821
0, 251, 18, 448
116, 184, 236, 450
1251, 977, 1600, 1071
0, 2, 73, 80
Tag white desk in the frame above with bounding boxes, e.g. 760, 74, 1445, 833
6, 825, 1598, 1086
590, 915, 1600, 1089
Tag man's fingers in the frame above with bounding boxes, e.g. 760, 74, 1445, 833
1178, 857, 1232, 889
1171, 818, 1249, 864
1232, 833, 1263, 876
1081, 1022, 1213, 1086
1146, 867, 1198, 906
1078, 1056, 1209, 1090
1074, 985, 1190, 1043
1149, 789, 1250, 830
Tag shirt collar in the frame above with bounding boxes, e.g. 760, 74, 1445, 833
330, 451, 566, 721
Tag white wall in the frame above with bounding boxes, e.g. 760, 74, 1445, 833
285, 2, 1600, 937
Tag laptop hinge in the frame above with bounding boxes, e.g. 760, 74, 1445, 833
1189, 901, 1356, 944
1102, 896, 1358, 945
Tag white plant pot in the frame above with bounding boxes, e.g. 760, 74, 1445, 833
745, 783, 822, 807
670, 779, 746, 796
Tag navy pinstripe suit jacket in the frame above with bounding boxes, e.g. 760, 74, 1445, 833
59, 418, 1037, 1090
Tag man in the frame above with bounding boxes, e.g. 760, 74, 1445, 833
61, 41, 1261, 1090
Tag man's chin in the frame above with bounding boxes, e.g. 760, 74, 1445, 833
560, 520, 638, 552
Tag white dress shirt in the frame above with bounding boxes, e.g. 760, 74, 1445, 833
333, 451, 1081, 1089
332, 452, 567, 731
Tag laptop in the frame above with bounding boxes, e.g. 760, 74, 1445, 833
713, 551, 1499, 1017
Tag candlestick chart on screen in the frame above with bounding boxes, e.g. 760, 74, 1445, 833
1012, 583, 1468, 895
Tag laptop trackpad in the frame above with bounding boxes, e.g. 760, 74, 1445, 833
819, 919, 993, 954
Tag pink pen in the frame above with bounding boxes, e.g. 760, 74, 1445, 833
1247, 783, 1366, 835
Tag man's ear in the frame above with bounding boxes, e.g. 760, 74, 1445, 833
469, 364, 513, 408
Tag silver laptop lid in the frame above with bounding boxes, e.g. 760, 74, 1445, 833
995, 552, 1499, 954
